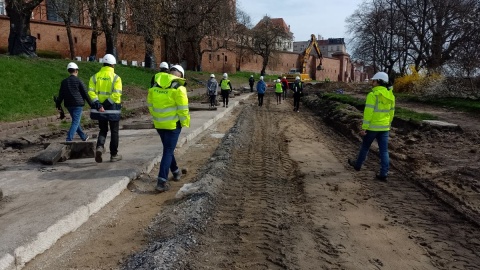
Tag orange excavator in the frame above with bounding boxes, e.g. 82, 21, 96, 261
283, 34, 323, 86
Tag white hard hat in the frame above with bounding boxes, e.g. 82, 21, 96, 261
210, 74, 215, 78
159, 62, 169, 69
223, 73, 228, 78
102, 54, 116, 65
371, 72, 389, 83
295, 76, 300, 80
259, 76, 264, 80
67, 62, 78, 70
283, 76, 286, 79
250, 75, 253, 77
277, 79, 281, 83
170, 64, 185, 78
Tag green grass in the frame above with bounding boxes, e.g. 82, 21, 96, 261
397, 94, 480, 113
324, 93, 437, 121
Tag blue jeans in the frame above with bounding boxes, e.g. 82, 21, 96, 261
156, 126, 181, 182
66, 107, 87, 141
354, 130, 390, 177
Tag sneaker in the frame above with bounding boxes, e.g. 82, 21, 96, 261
110, 154, 122, 162
226, 105, 228, 108
172, 169, 182, 181
155, 181, 170, 193
82, 135, 89, 142
95, 146, 104, 163
375, 174, 387, 182
347, 159, 360, 171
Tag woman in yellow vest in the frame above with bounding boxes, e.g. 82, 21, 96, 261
219, 73, 233, 108
348, 72, 395, 181
147, 64, 190, 192
275, 79, 283, 105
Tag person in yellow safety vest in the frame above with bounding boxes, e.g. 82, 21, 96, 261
348, 71, 395, 181
275, 79, 283, 105
147, 64, 190, 193
150, 62, 169, 87
88, 54, 123, 163
219, 73, 233, 108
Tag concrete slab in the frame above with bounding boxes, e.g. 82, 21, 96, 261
0, 93, 253, 270
422, 120, 459, 128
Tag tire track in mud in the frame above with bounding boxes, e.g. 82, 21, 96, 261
302, 110, 480, 269
185, 94, 304, 269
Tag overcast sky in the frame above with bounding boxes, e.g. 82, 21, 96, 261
237, 0, 364, 43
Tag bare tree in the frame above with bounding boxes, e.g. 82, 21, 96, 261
98, 0, 124, 58
5, 0, 44, 56
49, 0, 81, 59
233, 8, 253, 71
82, 0, 102, 61
250, 15, 289, 75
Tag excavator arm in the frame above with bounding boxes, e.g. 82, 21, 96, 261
301, 34, 323, 74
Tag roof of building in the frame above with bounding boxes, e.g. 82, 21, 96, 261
253, 17, 293, 38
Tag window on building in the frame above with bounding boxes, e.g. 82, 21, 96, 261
74, 37, 77, 43
224, 55, 227, 62
46, 2, 62, 22
217, 55, 220, 61
209, 54, 212, 61
56, 35, 60, 42
37, 33, 41, 40
0, 0, 5, 15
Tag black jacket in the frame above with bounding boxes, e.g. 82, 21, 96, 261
57, 75, 92, 108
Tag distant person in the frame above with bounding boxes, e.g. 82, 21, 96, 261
275, 79, 283, 105
89, 54, 123, 163
281, 76, 289, 100
348, 72, 395, 181
292, 76, 303, 112
206, 74, 218, 108
56, 62, 93, 142
219, 73, 233, 108
256, 76, 266, 106
148, 64, 190, 192
248, 75, 255, 92
150, 62, 169, 87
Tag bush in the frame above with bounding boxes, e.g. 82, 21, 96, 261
37, 50, 63, 59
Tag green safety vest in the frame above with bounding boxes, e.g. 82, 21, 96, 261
221, 79, 231, 90
147, 73, 190, 130
362, 86, 395, 131
275, 82, 283, 93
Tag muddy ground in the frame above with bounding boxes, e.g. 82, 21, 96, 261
3, 84, 480, 269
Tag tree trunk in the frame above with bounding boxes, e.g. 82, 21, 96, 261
65, 22, 75, 59
90, 30, 99, 61
6, 0, 43, 56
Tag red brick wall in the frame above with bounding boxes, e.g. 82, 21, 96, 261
0, 17, 163, 65
1, 16, 366, 80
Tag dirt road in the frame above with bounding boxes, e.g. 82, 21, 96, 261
19, 92, 480, 269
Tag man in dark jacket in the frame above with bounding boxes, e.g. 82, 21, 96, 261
56, 62, 93, 142
248, 75, 255, 92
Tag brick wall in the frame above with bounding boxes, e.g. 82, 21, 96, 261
0, 17, 163, 65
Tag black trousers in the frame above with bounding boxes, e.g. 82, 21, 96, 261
258, 93, 264, 106
209, 95, 216, 106
249, 84, 254, 92
293, 94, 301, 110
221, 90, 230, 106
97, 120, 119, 155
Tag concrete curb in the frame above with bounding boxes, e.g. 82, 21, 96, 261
0, 93, 253, 270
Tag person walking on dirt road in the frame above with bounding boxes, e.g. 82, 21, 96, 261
292, 76, 303, 112
256, 76, 266, 106
89, 54, 123, 163
249, 75, 255, 92
219, 73, 233, 108
281, 76, 289, 100
56, 62, 93, 142
148, 64, 190, 192
206, 74, 218, 108
275, 79, 283, 105
348, 72, 395, 181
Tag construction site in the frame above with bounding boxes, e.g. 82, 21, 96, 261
0, 80, 479, 269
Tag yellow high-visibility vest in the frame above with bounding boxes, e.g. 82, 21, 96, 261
362, 86, 395, 131
147, 73, 190, 129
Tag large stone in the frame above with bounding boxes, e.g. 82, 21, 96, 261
62, 141, 95, 159
32, 143, 69, 165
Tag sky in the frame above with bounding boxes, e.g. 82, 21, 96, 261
236, 0, 365, 43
